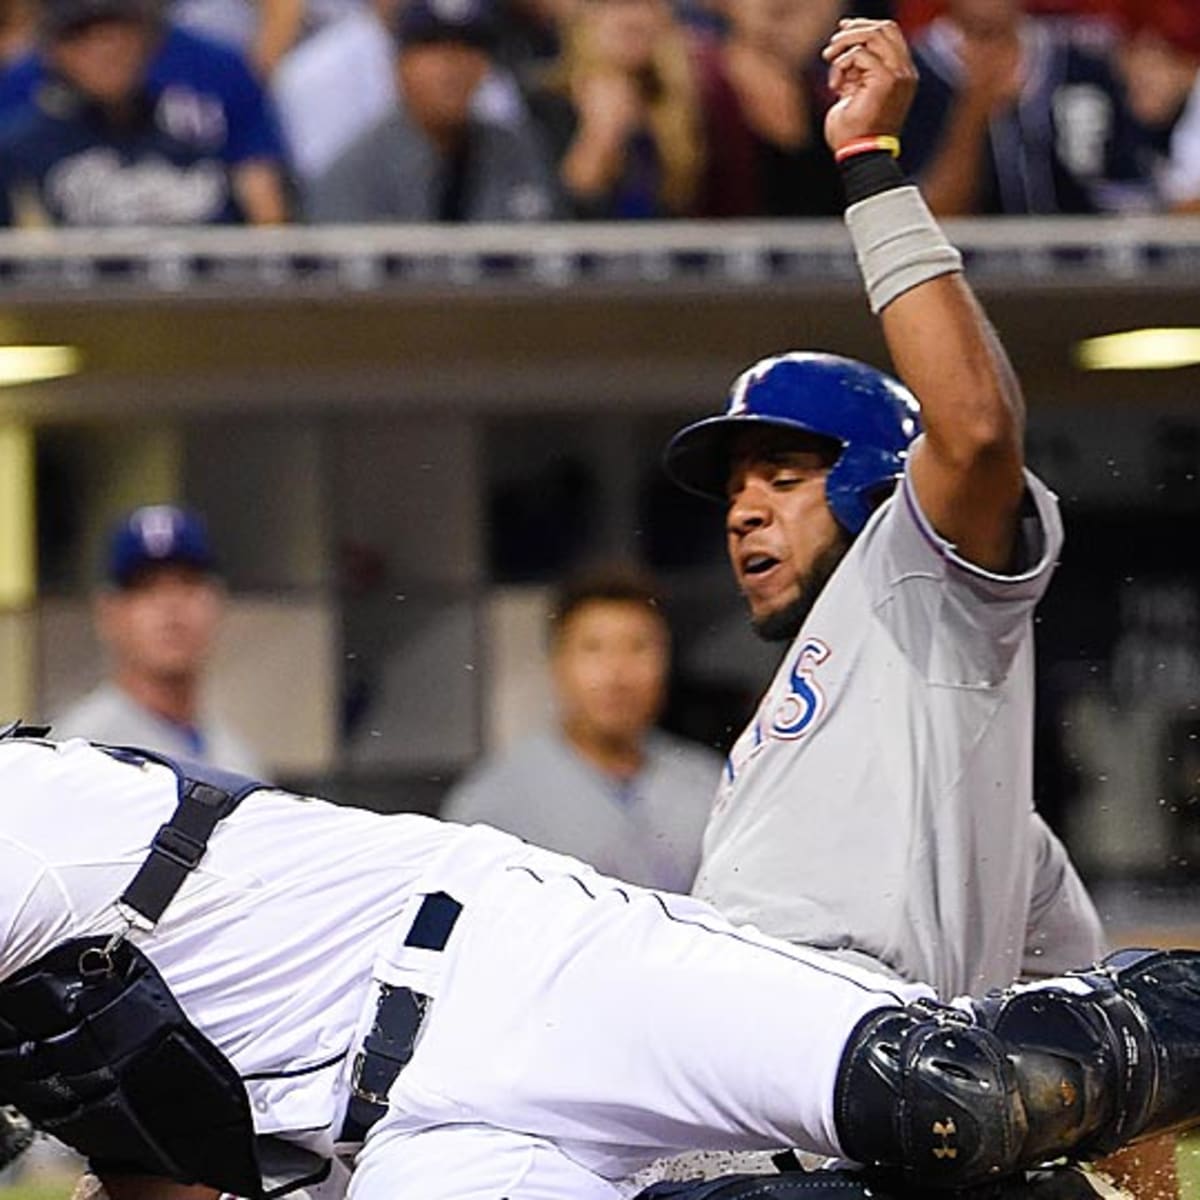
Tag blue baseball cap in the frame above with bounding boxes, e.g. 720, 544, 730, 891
107, 505, 218, 588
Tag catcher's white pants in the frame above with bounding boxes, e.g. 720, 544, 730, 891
346, 847, 932, 1200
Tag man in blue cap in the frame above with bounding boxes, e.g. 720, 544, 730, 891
54, 505, 263, 775
0, 0, 289, 227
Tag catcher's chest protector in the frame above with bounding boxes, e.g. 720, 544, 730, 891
0, 728, 325, 1198
0, 934, 270, 1196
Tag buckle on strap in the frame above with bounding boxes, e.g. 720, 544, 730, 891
150, 823, 207, 870
343, 985, 429, 1141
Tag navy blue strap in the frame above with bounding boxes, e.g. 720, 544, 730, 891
102, 746, 269, 929
0, 721, 50, 740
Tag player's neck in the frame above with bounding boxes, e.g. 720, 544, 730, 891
562, 720, 645, 781
116, 667, 200, 729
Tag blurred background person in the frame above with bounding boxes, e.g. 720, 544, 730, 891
53, 505, 265, 776
527, 0, 703, 218
0, 0, 32, 64
694, 0, 844, 217
901, 0, 1158, 214
0, 0, 289, 225
494, 0, 574, 85
170, 0, 305, 79
443, 565, 721, 893
1114, 0, 1200, 213
305, 0, 561, 222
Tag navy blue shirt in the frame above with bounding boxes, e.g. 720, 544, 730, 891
903, 18, 1158, 215
0, 25, 285, 226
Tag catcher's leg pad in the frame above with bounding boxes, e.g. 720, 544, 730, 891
978, 948, 1200, 1158
834, 949, 1200, 1190
834, 1004, 1027, 1189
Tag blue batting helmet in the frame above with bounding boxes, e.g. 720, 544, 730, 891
663, 352, 922, 535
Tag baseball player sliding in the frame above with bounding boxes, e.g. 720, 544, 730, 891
666, 15, 1102, 1004
0, 16, 1180, 1200
660, 15, 1153, 1193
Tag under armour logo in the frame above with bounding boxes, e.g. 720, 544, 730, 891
932, 1118, 958, 1160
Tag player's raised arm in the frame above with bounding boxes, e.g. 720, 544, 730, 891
823, 19, 1025, 574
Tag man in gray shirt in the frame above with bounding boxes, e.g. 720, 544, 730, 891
304, 0, 562, 223
444, 567, 721, 893
54, 505, 263, 776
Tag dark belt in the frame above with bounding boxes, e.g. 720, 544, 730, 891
339, 891, 462, 1144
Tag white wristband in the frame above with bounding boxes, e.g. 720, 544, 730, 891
845, 185, 963, 314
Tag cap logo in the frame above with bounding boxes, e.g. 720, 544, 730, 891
133, 506, 181, 558
429, 0, 477, 21
727, 376, 751, 416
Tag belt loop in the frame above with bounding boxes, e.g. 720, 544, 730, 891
403, 892, 462, 951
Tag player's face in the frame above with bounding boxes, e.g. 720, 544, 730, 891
552, 600, 669, 746
48, 18, 155, 107
726, 432, 848, 642
98, 565, 223, 686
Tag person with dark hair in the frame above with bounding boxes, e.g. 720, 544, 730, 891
1114, 0, 1200, 213
900, 0, 1157, 214
695, 0, 846, 217
303, 0, 561, 222
443, 565, 720, 891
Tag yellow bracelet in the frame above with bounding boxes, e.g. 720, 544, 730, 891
834, 135, 902, 164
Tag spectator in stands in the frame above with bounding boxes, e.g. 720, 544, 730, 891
695, 0, 844, 217
305, 0, 561, 222
0, 0, 32, 64
902, 0, 1158, 214
54, 505, 265, 777
0, 0, 289, 226
169, 0, 306, 78
528, 0, 703, 218
443, 565, 721, 893
496, 0, 573, 82
1115, 0, 1200, 213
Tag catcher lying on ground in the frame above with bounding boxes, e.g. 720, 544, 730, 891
0, 728, 1197, 1200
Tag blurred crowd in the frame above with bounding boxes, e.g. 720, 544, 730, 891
0, 0, 1197, 227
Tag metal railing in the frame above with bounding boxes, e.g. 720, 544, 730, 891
0, 216, 1197, 298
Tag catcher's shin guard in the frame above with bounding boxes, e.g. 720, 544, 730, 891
833, 949, 1200, 1189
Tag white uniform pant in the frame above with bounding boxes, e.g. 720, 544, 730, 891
347, 843, 933, 1199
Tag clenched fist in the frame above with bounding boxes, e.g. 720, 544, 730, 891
821, 19, 919, 154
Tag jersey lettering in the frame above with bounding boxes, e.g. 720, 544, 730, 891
769, 639, 831, 740
720, 638, 832, 799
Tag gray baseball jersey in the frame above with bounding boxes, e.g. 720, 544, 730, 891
694, 466, 1105, 999
53, 683, 265, 778
442, 728, 722, 893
